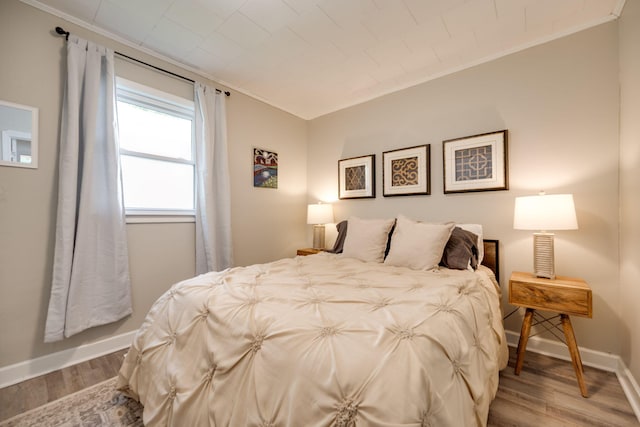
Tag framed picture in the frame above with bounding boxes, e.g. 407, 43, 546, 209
338, 154, 375, 199
254, 148, 278, 189
383, 144, 430, 197
443, 130, 508, 194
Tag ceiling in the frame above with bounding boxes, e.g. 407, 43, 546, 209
27, 0, 624, 119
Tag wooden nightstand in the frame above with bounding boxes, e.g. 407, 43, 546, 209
509, 271, 592, 397
297, 248, 322, 256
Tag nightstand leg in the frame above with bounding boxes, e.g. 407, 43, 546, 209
561, 314, 588, 397
515, 308, 534, 375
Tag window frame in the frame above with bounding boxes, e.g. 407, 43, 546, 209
115, 77, 196, 220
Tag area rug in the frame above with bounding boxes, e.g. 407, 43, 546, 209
0, 377, 143, 427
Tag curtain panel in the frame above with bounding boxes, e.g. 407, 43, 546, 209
45, 35, 131, 342
194, 83, 233, 274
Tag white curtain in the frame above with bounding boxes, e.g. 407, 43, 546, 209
45, 36, 131, 342
194, 83, 233, 274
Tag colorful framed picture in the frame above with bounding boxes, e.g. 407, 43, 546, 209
253, 148, 278, 189
338, 154, 375, 199
382, 144, 430, 197
443, 130, 508, 194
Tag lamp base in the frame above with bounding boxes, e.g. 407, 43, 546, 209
533, 232, 555, 280
312, 224, 326, 250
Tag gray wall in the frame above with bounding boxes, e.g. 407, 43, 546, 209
0, 0, 308, 367
619, 0, 640, 383
307, 23, 621, 355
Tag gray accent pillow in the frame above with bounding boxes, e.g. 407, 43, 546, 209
328, 220, 348, 253
440, 227, 479, 270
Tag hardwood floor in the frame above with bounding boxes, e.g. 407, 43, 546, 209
0, 346, 637, 425
0, 349, 127, 422
489, 347, 638, 426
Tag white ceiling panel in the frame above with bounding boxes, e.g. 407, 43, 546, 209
199, 31, 243, 63
239, 0, 299, 33
402, 17, 450, 52
94, 1, 157, 43
281, 0, 319, 15
365, 38, 412, 66
202, 0, 244, 20
288, 6, 340, 46
30, 0, 625, 119
144, 23, 202, 63
526, 0, 583, 31
329, 23, 378, 56
217, 12, 271, 50
316, 0, 376, 28
164, 1, 224, 38
36, 0, 101, 22
361, 2, 418, 41
442, 0, 497, 36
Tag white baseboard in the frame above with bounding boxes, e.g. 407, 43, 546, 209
505, 330, 640, 422
0, 330, 136, 388
616, 358, 640, 422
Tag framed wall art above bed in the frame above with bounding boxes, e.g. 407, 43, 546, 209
382, 144, 430, 197
443, 130, 508, 194
338, 154, 375, 199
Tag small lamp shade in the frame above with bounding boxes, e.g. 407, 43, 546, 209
307, 203, 334, 225
307, 203, 334, 250
514, 193, 578, 280
514, 194, 578, 231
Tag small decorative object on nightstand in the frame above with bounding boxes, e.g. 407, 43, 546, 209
297, 248, 322, 256
509, 271, 592, 397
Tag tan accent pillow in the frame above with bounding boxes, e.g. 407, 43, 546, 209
341, 217, 396, 263
384, 215, 455, 270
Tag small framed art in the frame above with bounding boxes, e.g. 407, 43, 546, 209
443, 130, 508, 194
338, 154, 375, 199
254, 148, 278, 189
383, 144, 430, 197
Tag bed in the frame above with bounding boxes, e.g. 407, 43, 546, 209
117, 216, 508, 426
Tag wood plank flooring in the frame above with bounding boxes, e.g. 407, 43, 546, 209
489, 347, 638, 426
0, 346, 637, 425
0, 348, 127, 421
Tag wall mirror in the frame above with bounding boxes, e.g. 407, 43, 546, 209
0, 100, 38, 169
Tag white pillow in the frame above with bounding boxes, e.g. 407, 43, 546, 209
384, 215, 455, 270
342, 217, 395, 263
457, 223, 484, 264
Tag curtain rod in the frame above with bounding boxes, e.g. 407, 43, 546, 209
55, 26, 230, 96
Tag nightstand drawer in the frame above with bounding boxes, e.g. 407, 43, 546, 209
509, 273, 592, 318
297, 248, 321, 256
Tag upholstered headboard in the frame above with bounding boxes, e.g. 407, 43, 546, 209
481, 239, 499, 282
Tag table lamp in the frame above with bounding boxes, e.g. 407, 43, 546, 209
513, 192, 578, 280
307, 203, 334, 249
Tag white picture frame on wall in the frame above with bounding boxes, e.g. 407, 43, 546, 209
338, 154, 375, 199
382, 144, 430, 197
443, 130, 508, 194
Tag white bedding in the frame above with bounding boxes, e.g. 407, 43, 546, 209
118, 252, 508, 426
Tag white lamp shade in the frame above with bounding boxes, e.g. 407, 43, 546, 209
513, 194, 578, 231
307, 203, 334, 225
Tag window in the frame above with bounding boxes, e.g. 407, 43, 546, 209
116, 78, 195, 217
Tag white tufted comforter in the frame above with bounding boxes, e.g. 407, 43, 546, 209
118, 253, 508, 426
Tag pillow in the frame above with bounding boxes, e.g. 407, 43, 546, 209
457, 223, 484, 264
328, 220, 348, 253
440, 227, 479, 270
341, 217, 395, 263
384, 215, 455, 270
